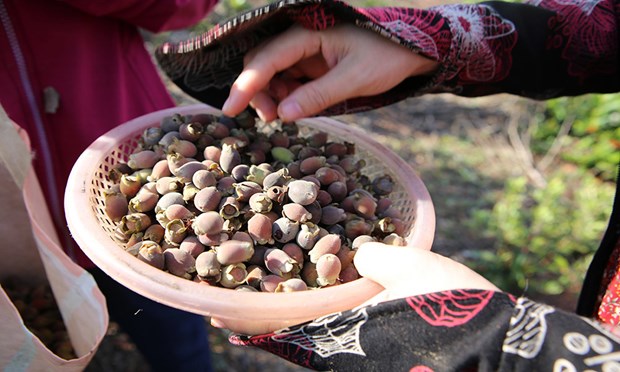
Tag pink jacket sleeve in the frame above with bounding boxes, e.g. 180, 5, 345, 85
57, 0, 218, 32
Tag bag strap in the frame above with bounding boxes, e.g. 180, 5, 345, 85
0, 105, 32, 188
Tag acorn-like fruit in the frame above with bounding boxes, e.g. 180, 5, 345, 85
296, 222, 321, 250
339, 265, 360, 283
308, 234, 342, 263
179, 122, 204, 142
351, 235, 376, 250
174, 161, 207, 183
271, 147, 295, 163
287, 180, 319, 206
219, 196, 242, 219
248, 192, 273, 214
260, 274, 286, 293
120, 213, 152, 235
220, 263, 247, 288
143, 224, 165, 244
219, 143, 241, 174
154, 192, 185, 214
168, 138, 198, 158
164, 248, 196, 279
216, 240, 255, 265
383, 233, 407, 246
179, 235, 206, 258
142, 126, 164, 146
156, 176, 184, 195
282, 243, 304, 267
230, 164, 250, 182
264, 248, 299, 277
352, 193, 378, 219
315, 167, 342, 186
195, 250, 221, 281
315, 253, 341, 286
272, 217, 300, 243
233, 181, 262, 202
262, 168, 290, 189
275, 278, 308, 293
164, 219, 188, 246
324, 142, 348, 158
372, 174, 394, 196
327, 181, 348, 202
119, 174, 142, 198
164, 204, 194, 222
127, 150, 159, 170
128, 187, 159, 213
245, 265, 267, 289
282, 203, 312, 223
203, 145, 221, 163
104, 187, 129, 222
137, 241, 165, 269
192, 169, 217, 189
247, 213, 273, 245
192, 211, 224, 236
266, 185, 287, 204
194, 186, 222, 212
319, 205, 346, 226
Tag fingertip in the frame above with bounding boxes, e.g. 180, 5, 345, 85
210, 317, 226, 328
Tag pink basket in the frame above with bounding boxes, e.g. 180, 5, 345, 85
65, 104, 435, 332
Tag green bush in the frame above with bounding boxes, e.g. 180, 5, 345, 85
470, 168, 615, 296
533, 94, 620, 181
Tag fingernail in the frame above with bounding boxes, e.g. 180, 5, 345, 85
278, 100, 302, 121
221, 97, 232, 115
210, 318, 226, 328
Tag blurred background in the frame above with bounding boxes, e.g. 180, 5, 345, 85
88, 0, 620, 370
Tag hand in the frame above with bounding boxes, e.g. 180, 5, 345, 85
354, 243, 499, 305
210, 243, 498, 335
221, 24, 439, 122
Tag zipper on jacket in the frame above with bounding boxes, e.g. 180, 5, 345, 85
0, 0, 75, 259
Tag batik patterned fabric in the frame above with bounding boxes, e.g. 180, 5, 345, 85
598, 238, 620, 324
231, 290, 620, 371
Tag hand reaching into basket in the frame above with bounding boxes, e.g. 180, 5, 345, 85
221, 24, 439, 122
211, 243, 498, 335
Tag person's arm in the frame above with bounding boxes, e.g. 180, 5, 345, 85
225, 244, 620, 371
57, 0, 217, 32
219, 0, 618, 121
358, 0, 619, 98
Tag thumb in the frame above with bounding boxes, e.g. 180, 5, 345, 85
276, 62, 361, 121
354, 243, 499, 299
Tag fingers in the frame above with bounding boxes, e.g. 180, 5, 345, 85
210, 316, 311, 336
276, 61, 362, 121
221, 26, 321, 117
354, 243, 499, 299
249, 90, 278, 122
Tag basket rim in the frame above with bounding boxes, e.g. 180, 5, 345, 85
64, 103, 435, 323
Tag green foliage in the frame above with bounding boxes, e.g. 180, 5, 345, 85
469, 169, 615, 296
533, 94, 620, 181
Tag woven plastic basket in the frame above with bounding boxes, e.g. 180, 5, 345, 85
65, 103, 435, 332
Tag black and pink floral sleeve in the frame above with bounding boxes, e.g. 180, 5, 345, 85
231, 289, 620, 370
155, 0, 618, 112
348, 0, 619, 107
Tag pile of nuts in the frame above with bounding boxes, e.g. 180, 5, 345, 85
2, 278, 76, 359
104, 111, 407, 292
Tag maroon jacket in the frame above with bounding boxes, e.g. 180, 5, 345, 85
0, 0, 217, 267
